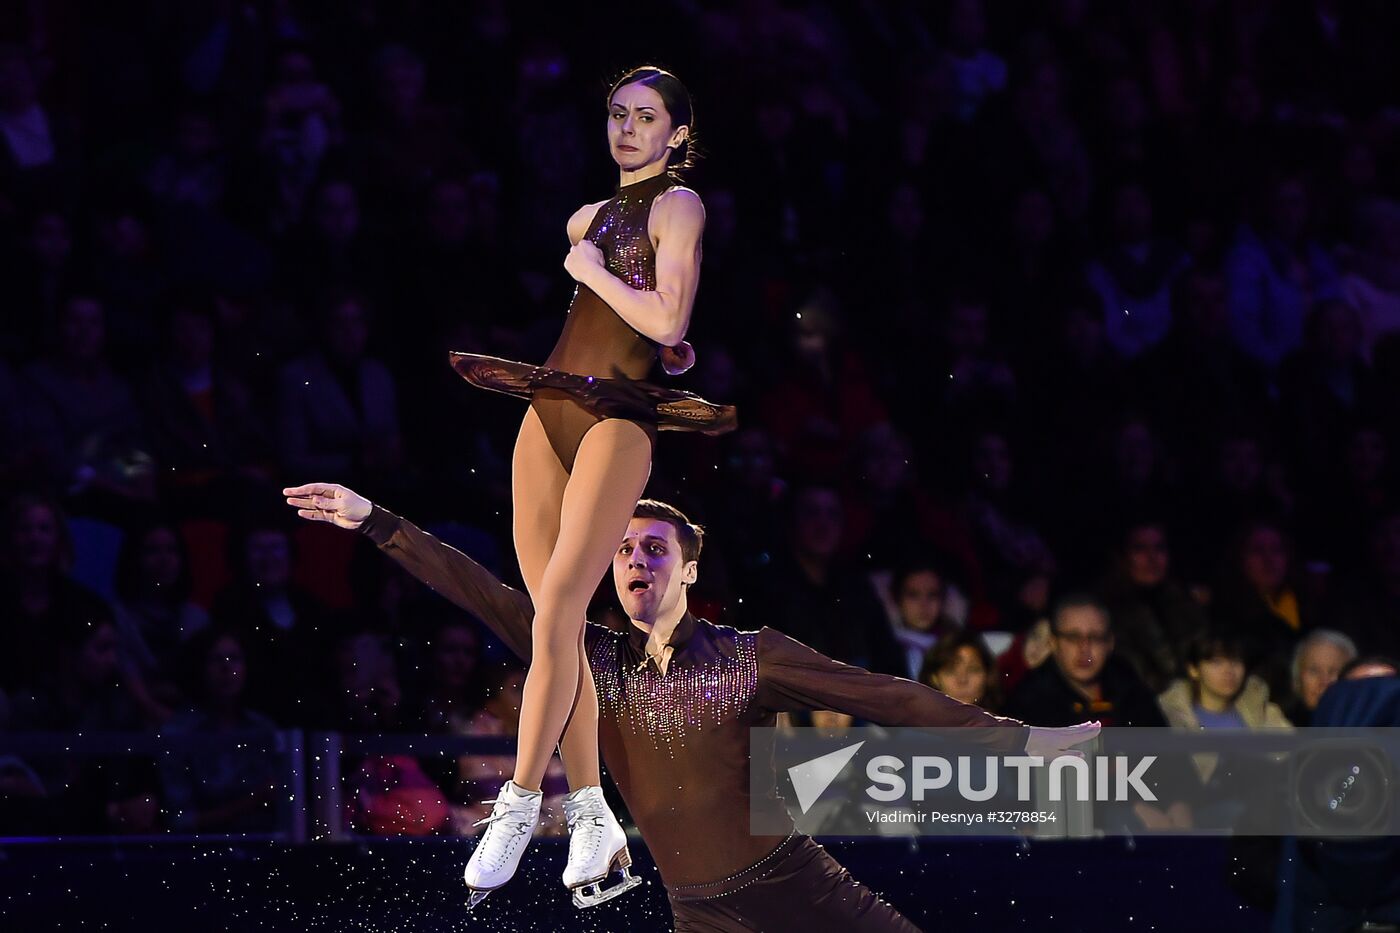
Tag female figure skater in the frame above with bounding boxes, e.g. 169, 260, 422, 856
449, 66, 735, 909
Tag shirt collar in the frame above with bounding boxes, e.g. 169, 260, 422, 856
625, 611, 698, 655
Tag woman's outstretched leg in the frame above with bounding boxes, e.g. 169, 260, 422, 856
512, 406, 602, 790
513, 417, 652, 790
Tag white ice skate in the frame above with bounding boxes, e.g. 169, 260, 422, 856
463, 780, 542, 909
561, 785, 642, 908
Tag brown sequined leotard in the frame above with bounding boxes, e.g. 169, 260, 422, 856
451, 172, 736, 469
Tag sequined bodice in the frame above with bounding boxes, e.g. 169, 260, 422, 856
544, 172, 677, 379
590, 626, 759, 757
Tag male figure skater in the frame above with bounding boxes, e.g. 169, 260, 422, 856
284, 483, 1098, 931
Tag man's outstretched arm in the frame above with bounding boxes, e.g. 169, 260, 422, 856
284, 483, 534, 662
754, 627, 1098, 757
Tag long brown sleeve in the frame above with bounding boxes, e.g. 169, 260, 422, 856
754, 626, 1030, 753
359, 505, 535, 662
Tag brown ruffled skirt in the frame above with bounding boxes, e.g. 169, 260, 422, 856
449, 352, 738, 436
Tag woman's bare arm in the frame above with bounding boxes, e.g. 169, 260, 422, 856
565, 187, 704, 347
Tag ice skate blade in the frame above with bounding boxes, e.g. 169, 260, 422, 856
570, 867, 642, 909
465, 887, 493, 910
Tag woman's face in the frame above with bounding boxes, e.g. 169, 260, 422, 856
608, 81, 686, 173
432, 625, 480, 691
1194, 655, 1245, 704
205, 635, 247, 705
77, 623, 122, 688
1241, 526, 1288, 593
1298, 641, 1349, 711
139, 527, 183, 591
934, 645, 988, 707
1124, 525, 1169, 588
897, 570, 945, 632
10, 503, 62, 572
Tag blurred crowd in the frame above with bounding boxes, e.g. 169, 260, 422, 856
2, 0, 1400, 839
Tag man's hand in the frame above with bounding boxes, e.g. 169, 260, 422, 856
283, 483, 372, 530
1024, 720, 1101, 760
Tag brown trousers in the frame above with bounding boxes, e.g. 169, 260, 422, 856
667, 835, 924, 932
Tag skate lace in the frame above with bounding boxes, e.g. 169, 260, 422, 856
564, 796, 607, 860
470, 796, 535, 871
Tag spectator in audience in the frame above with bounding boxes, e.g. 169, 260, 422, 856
886, 559, 959, 681
758, 290, 887, 483
407, 616, 486, 735
19, 294, 154, 505
280, 176, 388, 311
112, 518, 210, 704
934, 292, 1018, 423
0, 494, 117, 694
842, 423, 973, 577
1299, 422, 1392, 569
743, 484, 904, 678
1327, 508, 1400, 660
1086, 179, 1186, 359
1005, 595, 1192, 830
276, 289, 402, 485
1182, 430, 1293, 579
960, 428, 1052, 618
945, 0, 1007, 123
141, 293, 270, 506
1284, 628, 1357, 726
250, 42, 345, 236
1226, 171, 1341, 372
325, 628, 402, 734
211, 517, 329, 723
1214, 520, 1306, 699
919, 629, 1002, 712
1340, 197, 1400, 361
1279, 298, 1376, 484
0, 42, 77, 202
1132, 268, 1271, 464
158, 626, 279, 833
144, 103, 230, 211
3, 207, 77, 359
1157, 629, 1292, 781
1006, 594, 1168, 729
1097, 519, 1209, 694
7, 616, 161, 834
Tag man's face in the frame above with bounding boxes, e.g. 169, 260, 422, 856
246, 530, 290, 588
139, 526, 183, 589
1052, 605, 1112, 688
793, 488, 843, 562
61, 298, 105, 362
613, 518, 695, 624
